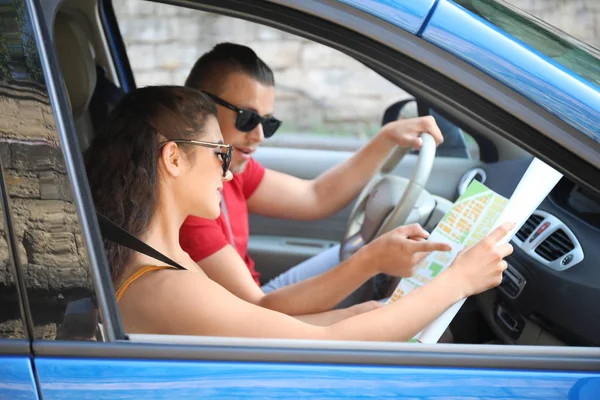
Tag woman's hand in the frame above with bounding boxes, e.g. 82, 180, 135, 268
357, 224, 452, 278
444, 222, 515, 298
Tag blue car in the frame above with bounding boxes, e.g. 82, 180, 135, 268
1, 0, 599, 398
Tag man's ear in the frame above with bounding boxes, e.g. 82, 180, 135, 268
159, 142, 184, 178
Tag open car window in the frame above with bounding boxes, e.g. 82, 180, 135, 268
112, 0, 479, 158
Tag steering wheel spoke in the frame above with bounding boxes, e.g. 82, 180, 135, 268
339, 133, 437, 260
340, 231, 366, 261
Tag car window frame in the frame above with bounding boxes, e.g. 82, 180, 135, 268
27, 0, 600, 372
26, 0, 125, 342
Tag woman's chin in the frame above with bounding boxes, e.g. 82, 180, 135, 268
190, 203, 221, 220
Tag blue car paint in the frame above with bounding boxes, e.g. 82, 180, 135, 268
336, 0, 436, 34
1, 356, 39, 400
34, 358, 600, 399
421, 0, 600, 144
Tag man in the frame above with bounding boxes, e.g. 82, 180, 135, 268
180, 43, 447, 324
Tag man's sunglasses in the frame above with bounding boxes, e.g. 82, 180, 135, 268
202, 91, 282, 138
158, 139, 232, 178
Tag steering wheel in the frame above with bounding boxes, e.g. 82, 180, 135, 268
339, 133, 437, 261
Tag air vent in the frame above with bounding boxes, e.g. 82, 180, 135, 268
512, 211, 584, 271
515, 214, 544, 241
534, 229, 575, 261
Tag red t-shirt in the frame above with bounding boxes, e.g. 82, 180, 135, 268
179, 158, 266, 285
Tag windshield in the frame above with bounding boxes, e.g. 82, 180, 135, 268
453, 0, 600, 89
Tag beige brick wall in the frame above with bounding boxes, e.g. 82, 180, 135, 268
114, 0, 599, 137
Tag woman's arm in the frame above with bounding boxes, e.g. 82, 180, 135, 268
126, 224, 513, 341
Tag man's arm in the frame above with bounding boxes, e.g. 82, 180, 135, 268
198, 243, 373, 315
247, 117, 443, 220
199, 225, 451, 316
294, 301, 382, 326
197, 245, 265, 305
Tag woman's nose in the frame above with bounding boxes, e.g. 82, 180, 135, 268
223, 169, 233, 182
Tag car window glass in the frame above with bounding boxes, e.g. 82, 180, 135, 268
0, 176, 25, 340
453, 0, 600, 89
113, 0, 477, 158
0, 0, 101, 341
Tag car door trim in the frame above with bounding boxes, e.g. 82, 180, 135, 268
33, 339, 600, 371
0, 340, 32, 355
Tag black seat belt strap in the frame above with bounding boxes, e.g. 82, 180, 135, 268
96, 213, 186, 270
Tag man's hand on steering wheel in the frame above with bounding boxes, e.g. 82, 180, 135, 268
340, 115, 444, 261
354, 224, 452, 278
380, 116, 444, 150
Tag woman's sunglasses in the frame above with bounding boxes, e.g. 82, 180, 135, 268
158, 139, 232, 178
202, 91, 282, 138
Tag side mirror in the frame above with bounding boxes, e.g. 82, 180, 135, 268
381, 98, 418, 126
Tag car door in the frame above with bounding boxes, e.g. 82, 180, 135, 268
16, 0, 600, 398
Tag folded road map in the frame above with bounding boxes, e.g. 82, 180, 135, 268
386, 158, 563, 343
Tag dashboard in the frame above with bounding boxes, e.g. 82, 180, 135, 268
472, 158, 600, 346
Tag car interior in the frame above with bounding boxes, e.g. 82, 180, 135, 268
50, 0, 599, 348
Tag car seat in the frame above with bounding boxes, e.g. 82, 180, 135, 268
54, 11, 98, 152
54, 11, 125, 152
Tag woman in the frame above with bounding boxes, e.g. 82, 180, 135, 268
85, 86, 513, 340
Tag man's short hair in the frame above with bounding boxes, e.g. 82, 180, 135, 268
185, 43, 274, 94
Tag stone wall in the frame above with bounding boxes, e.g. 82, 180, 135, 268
114, 1, 408, 138
114, 0, 600, 138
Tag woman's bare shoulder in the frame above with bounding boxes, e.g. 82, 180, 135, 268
122, 266, 206, 299
117, 267, 213, 333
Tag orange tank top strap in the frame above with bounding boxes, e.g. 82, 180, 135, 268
115, 265, 175, 302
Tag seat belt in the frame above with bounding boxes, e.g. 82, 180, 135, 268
220, 199, 236, 249
96, 213, 186, 270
